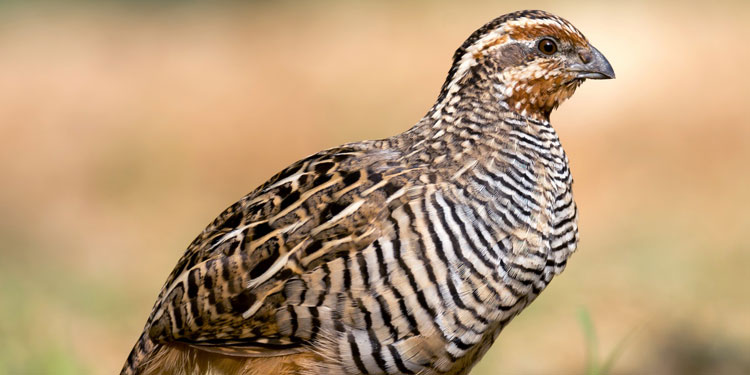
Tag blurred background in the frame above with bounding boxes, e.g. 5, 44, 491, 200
1, 0, 748, 374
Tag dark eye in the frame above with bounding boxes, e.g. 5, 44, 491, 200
538, 38, 558, 55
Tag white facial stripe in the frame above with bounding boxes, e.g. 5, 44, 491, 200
434, 15, 584, 118
431, 29, 509, 118
447, 17, 581, 92
448, 30, 507, 94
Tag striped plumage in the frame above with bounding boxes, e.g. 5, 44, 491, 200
122, 9, 613, 375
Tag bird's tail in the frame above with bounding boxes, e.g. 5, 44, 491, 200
121, 330, 158, 375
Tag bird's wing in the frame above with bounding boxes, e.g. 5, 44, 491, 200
144, 143, 421, 356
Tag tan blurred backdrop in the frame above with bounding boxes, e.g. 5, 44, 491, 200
1, 1, 749, 374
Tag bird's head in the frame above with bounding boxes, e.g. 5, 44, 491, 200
438, 10, 614, 122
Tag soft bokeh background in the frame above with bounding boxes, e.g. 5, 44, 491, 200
1, 0, 748, 374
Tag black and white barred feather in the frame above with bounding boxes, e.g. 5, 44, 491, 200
122, 9, 613, 375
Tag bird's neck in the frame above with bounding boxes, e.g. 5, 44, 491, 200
396, 82, 563, 178
435, 55, 576, 123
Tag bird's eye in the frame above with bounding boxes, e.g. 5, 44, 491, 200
538, 38, 558, 55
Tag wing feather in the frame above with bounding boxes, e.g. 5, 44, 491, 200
144, 144, 416, 357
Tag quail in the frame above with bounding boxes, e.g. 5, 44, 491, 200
122, 9, 614, 375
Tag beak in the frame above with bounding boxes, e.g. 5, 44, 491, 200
569, 45, 615, 80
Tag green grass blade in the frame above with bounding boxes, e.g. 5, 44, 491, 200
578, 307, 599, 375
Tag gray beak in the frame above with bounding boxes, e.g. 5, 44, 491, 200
569, 45, 615, 80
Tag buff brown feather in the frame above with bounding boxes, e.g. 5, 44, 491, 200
122, 9, 613, 375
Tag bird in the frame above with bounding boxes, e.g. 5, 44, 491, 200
121, 9, 614, 375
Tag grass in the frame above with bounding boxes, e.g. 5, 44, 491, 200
578, 307, 634, 375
